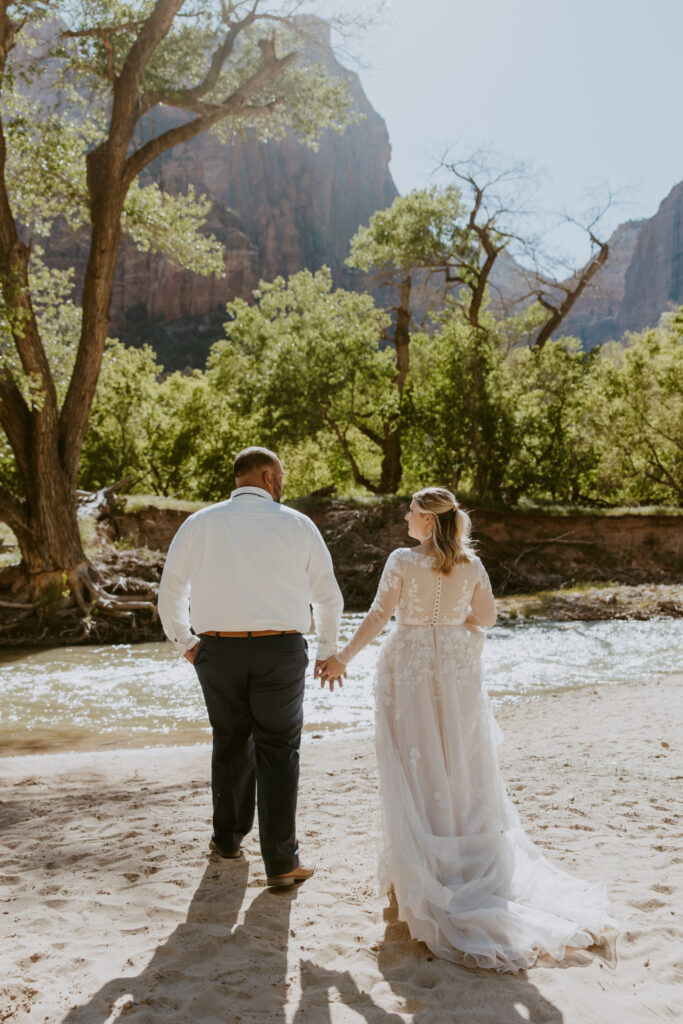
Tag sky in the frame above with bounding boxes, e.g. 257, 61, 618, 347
330, 0, 683, 266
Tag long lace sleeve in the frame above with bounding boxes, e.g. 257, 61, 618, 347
468, 559, 497, 628
337, 550, 403, 664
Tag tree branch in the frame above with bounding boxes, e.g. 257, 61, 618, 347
124, 46, 297, 186
323, 414, 380, 493
108, 0, 186, 150
61, 20, 147, 41
532, 234, 609, 349
136, 4, 259, 119
349, 415, 384, 448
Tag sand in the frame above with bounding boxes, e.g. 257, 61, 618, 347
1, 673, 681, 1023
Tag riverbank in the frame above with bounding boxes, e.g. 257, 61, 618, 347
1, 673, 681, 1023
0, 496, 680, 647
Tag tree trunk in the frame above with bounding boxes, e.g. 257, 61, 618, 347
378, 427, 402, 494
377, 275, 412, 494
10, 441, 86, 598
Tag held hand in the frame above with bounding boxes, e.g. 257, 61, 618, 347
184, 641, 200, 664
318, 655, 347, 692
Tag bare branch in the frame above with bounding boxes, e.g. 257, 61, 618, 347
532, 237, 609, 349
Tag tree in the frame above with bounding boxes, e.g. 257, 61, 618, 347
346, 186, 475, 492
209, 267, 392, 492
0, 1, 354, 618
345, 163, 612, 495
590, 311, 683, 504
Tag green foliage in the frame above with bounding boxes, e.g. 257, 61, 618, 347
208, 267, 392, 489
405, 319, 515, 499
347, 185, 475, 277
589, 313, 683, 504
122, 183, 225, 276
79, 341, 253, 500
406, 309, 683, 507
0, 0, 361, 553
79, 340, 164, 490
76, 306, 683, 509
499, 338, 599, 503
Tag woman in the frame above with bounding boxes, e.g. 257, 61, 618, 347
320, 487, 616, 972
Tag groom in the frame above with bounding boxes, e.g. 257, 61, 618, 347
158, 446, 344, 887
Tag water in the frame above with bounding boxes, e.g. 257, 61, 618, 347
0, 615, 680, 755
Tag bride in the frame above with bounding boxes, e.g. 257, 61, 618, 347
319, 487, 616, 972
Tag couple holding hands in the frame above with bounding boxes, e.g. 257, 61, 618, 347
159, 446, 614, 972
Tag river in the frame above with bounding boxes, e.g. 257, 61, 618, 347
1, 615, 681, 755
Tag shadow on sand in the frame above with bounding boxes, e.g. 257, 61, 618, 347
62, 869, 566, 1023
373, 892, 565, 1024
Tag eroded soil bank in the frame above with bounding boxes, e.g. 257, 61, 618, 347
0, 499, 681, 645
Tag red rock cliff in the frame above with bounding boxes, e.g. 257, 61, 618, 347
46, 25, 397, 370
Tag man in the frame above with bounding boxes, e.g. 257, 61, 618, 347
158, 447, 343, 888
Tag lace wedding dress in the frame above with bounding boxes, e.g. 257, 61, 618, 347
338, 548, 616, 972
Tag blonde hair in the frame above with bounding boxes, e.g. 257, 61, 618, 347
412, 487, 475, 574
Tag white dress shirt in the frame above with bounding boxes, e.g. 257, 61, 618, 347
158, 486, 343, 659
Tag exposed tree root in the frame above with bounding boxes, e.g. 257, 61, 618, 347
0, 551, 163, 647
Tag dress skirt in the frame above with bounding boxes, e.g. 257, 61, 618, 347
374, 623, 616, 972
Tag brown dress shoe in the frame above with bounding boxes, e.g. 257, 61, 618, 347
266, 860, 316, 888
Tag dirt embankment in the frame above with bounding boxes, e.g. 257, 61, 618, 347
0, 500, 680, 646
109, 500, 682, 612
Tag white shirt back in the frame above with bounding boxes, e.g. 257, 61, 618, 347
158, 487, 343, 658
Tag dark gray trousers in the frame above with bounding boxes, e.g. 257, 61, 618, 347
193, 632, 308, 876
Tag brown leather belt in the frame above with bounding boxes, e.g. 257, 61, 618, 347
201, 629, 300, 638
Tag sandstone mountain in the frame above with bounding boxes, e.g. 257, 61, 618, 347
42, 17, 679, 363
45, 25, 397, 371
560, 180, 683, 347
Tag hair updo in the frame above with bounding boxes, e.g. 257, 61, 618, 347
411, 487, 475, 575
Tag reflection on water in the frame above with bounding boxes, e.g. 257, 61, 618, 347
1, 615, 680, 755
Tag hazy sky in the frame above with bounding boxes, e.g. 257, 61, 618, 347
333, 0, 683, 265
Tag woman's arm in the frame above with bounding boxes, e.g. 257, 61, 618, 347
337, 550, 403, 665
467, 560, 497, 628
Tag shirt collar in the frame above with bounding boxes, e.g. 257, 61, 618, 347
230, 486, 274, 501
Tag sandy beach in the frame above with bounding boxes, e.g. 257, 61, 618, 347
1, 673, 681, 1023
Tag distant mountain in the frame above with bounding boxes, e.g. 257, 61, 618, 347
42, 13, 680, 363
561, 180, 683, 347
45, 22, 398, 371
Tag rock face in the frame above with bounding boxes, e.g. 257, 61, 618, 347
560, 219, 644, 347
54, 26, 398, 371
618, 181, 683, 334
561, 181, 683, 347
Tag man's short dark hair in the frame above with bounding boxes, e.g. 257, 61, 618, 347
233, 446, 279, 479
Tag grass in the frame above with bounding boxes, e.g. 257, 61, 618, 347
515, 497, 683, 517
119, 494, 208, 514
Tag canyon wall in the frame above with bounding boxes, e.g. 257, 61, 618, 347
561, 181, 683, 347
46, 26, 398, 370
